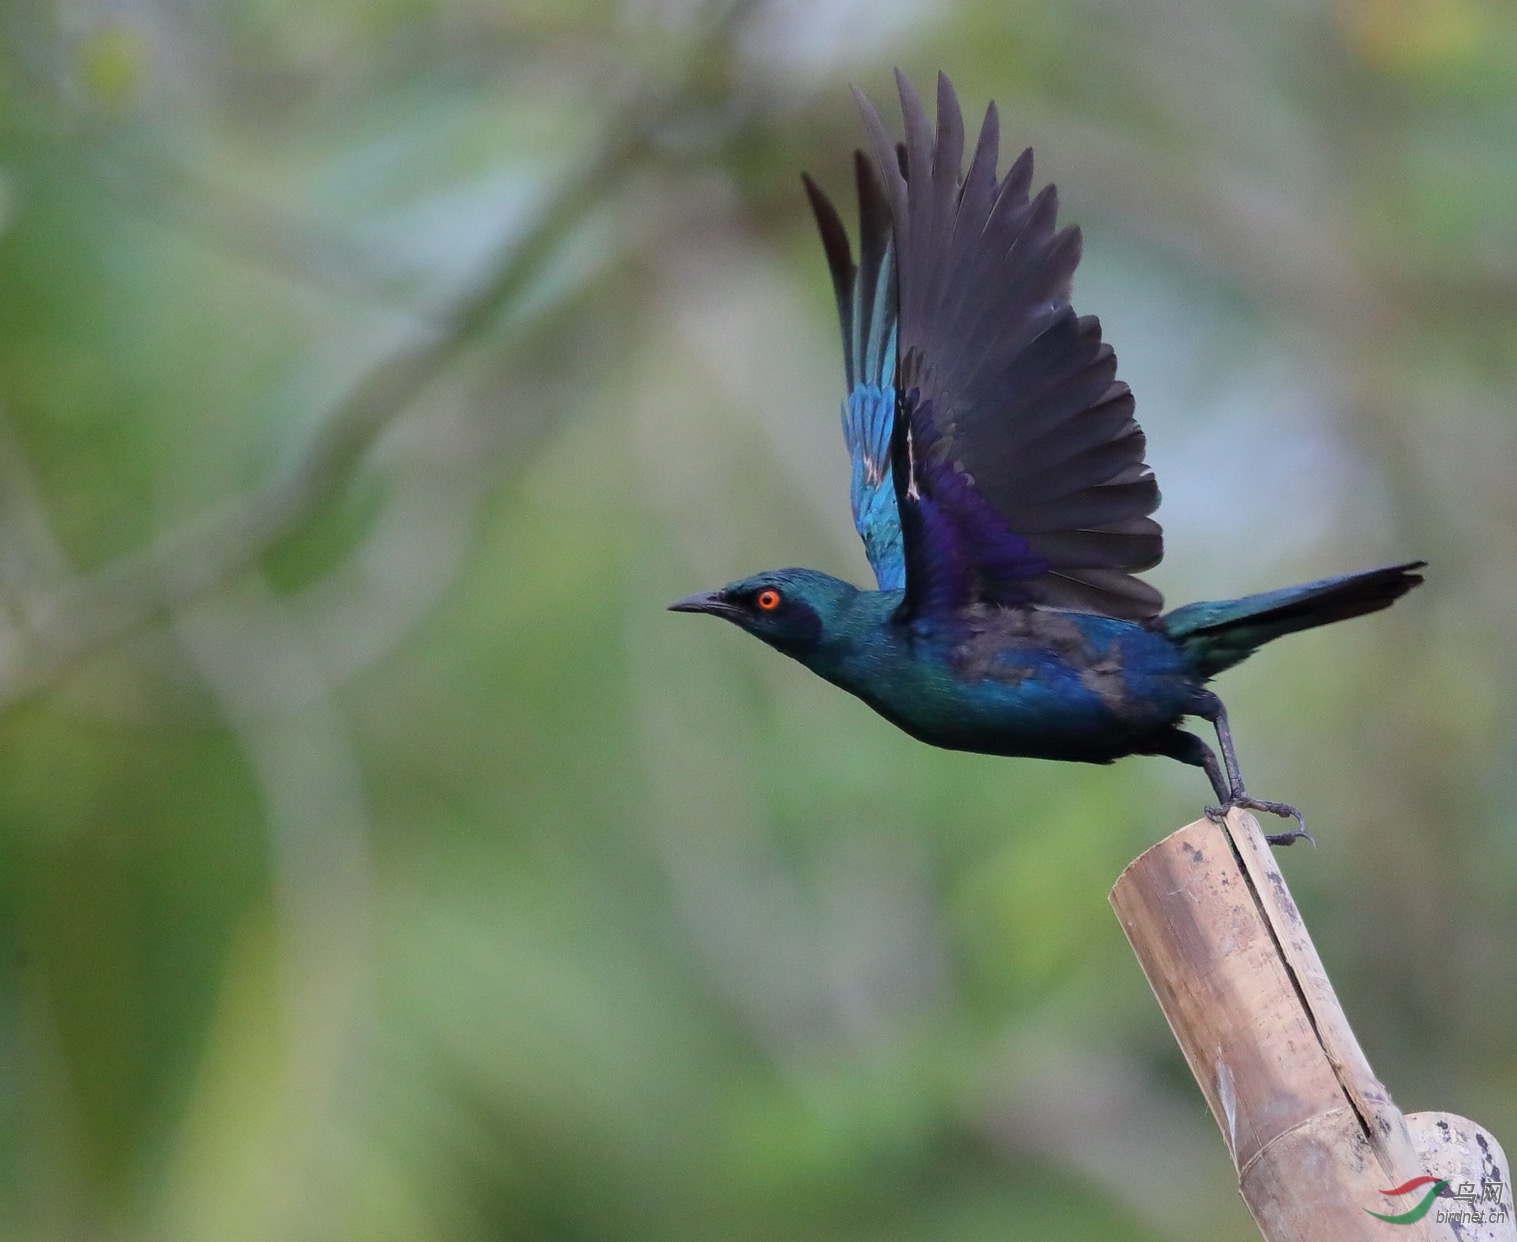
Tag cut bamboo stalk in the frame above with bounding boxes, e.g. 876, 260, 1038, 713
1110, 808, 1513, 1241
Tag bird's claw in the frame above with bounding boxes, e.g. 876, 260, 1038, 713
1237, 796, 1313, 847
1206, 795, 1314, 847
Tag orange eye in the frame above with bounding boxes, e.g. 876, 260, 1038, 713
755, 588, 782, 612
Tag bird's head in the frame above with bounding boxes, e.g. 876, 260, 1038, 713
668, 568, 860, 659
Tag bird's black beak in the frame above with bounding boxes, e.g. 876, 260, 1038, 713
668, 590, 738, 618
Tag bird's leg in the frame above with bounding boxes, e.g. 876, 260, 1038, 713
1196, 748, 1231, 826
1166, 732, 1230, 811
1165, 732, 1267, 834
1150, 729, 1231, 824
1193, 692, 1312, 846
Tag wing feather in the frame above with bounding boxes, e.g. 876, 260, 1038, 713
860, 71, 1163, 620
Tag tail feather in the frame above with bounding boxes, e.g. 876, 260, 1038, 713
1163, 561, 1425, 678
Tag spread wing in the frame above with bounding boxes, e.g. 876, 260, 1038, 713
803, 156, 905, 591
856, 71, 1164, 621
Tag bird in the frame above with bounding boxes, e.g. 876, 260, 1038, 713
669, 70, 1423, 844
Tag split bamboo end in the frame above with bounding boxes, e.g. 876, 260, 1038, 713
1110, 809, 1512, 1241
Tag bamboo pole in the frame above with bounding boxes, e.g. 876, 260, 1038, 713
1110, 808, 1513, 1241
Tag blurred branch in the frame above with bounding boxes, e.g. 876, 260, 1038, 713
86, 141, 430, 316
0, 0, 760, 710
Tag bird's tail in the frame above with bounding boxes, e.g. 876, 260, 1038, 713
1162, 561, 1425, 678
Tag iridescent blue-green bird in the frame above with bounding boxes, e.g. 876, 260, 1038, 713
670, 71, 1422, 843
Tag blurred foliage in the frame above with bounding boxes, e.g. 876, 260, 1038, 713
0, 0, 1515, 1239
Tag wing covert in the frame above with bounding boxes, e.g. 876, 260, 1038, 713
803, 157, 905, 591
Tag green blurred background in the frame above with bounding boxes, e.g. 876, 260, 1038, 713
1, 0, 1515, 1238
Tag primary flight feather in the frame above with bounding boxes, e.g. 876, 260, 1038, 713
671, 70, 1422, 841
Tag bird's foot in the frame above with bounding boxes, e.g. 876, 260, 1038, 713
1237, 796, 1313, 847
1206, 796, 1314, 847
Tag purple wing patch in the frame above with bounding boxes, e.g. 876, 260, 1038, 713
892, 390, 1049, 619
